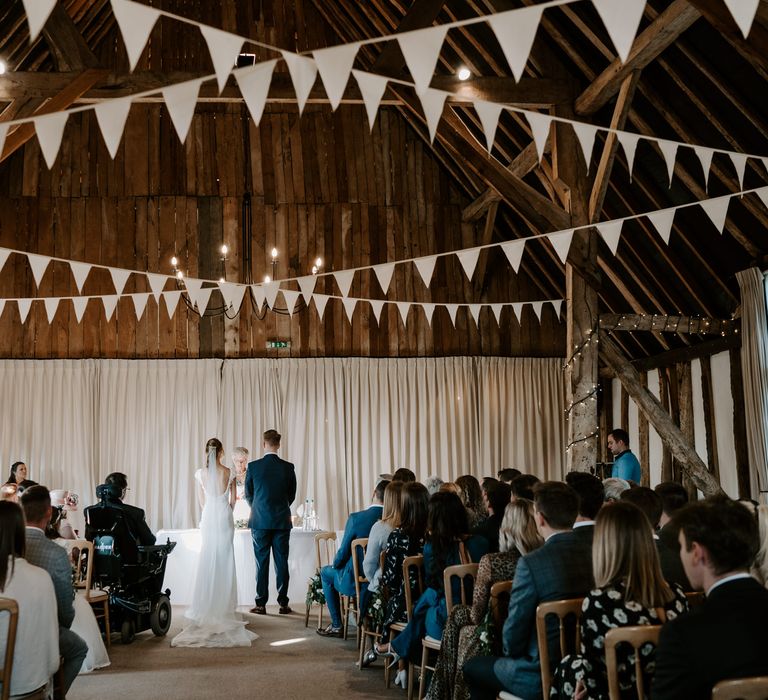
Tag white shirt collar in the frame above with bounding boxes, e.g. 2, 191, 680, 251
25, 525, 45, 534
263, 450, 279, 457
370, 503, 383, 508
706, 572, 752, 596
573, 520, 595, 528
545, 530, 570, 542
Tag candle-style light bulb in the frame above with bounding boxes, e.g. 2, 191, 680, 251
315, 257, 322, 268
271, 247, 278, 259
176, 270, 184, 280
218, 277, 225, 284
220, 244, 228, 256
263, 275, 271, 283
171, 256, 178, 267
311, 265, 318, 275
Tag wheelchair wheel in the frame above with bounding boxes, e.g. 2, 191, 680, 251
121, 619, 136, 644
150, 594, 172, 636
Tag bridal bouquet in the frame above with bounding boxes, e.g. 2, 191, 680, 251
234, 518, 249, 530
306, 572, 326, 605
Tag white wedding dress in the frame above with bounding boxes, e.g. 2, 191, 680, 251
171, 456, 258, 648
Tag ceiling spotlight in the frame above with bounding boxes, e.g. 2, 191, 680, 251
171, 256, 178, 267
457, 66, 471, 81
0, 61, 6, 76
264, 275, 271, 283
220, 244, 228, 256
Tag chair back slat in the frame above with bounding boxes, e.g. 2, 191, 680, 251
712, 677, 768, 700
72, 539, 95, 592
443, 564, 479, 616
351, 538, 369, 602
535, 598, 584, 699
490, 580, 513, 632
314, 532, 337, 571
684, 591, 705, 609
402, 555, 424, 622
604, 625, 662, 700
0, 597, 19, 700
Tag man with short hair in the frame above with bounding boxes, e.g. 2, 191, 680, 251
245, 429, 297, 615
21, 485, 88, 694
317, 480, 388, 638
497, 468, 522, 484
509, 474, 539, 502
565, 471, 603, 546
464, 481, 593, 699
100, 472, 156, 545
607, 429, 641, 483
652, 497, 768, 699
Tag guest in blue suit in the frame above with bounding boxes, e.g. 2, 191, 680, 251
317, 479, 388, 637
245, 429, 297, 615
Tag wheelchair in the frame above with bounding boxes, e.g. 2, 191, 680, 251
84, 484, 177, 644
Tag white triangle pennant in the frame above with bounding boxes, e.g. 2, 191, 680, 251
102, 295, 118, 322
352, 70, 389, 131
44, 297, 59, 323
0, 300, 7, 319
511, 302, 524, 323
397, 25, 448, 96
190, 287, 213, 314
17, 299, 33, 324
369, 299, 385, 324
22, 0, 57, 42
419, 88, 447, 143
297, 275, 317, 304
547, 229, 574, 264
234, 60, 277, 127
313, 293, 330, 320
487, 6, 543, 82
342, 297, 357, 323
647, 209, 675, 245
756, 186, 768, 210
414, 256, 437, 287
597, 220, 623, 256
282, 289, 301, 316
421, 303, 436, 327
617, 131, 641, 179
657, 139, 678, 186
132, 292, 150, 320
500, 239, 525, 272
218, 281, 246, 312
550, 299, 563, 320
693, 146, 714, 190
111, 0, 161, 71
0, 248, 9, 275
0, 124, 8, 162
199, 25, 243, 93
162, 79, 203, 144
373, 262, 396, 294
281, 51, 318, 115
95, 97, 132, 159
723, 0, 759, 38
729, 152, 748, 190
530, 301, 544, 322
591, 0, 646, 63
700, 196, 730, 234
474, 101, 503, 152
334, 270, 355, 297
72, 297, 88, 323
445, 303, 459, 327
250, 284, 266, 311
183, 276, 203, 297
525, 111, 552, 162
468, 304, 482, 327
396, 301, 410, 326
490, 303, 504, 324
26, 253, 50, 287
313, 43, 360, 111
457, 248, 481, 280
263, 281, 280, 309
146, 273, 168, 301
571, 121, 598, 172
69, 261, 92, 293
109, 267, 131, 295
163, 290, 182, 318
34, 112, 68, 169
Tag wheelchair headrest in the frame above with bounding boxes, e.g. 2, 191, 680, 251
96, 482, 122, 502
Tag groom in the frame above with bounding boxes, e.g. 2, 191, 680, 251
245, 429, 297, 615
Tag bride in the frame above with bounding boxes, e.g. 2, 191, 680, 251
171, 438, 258, 648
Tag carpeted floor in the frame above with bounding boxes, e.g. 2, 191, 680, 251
70, 605, 407, 700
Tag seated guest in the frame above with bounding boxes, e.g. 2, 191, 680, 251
654, 480, 688, 548
652, 497, 768, 699
621, 486, 691, 590
317, 479, 388, 638
424, 475, 445, 496
392, 467, 417, 483
565, 471, 604, 546
456, 475, 487, 528
21, 486, 88, 695
607, 428, 641, 483
497, 468, 522, 484
463, 481, 593, 700
47, 490, 77, 540
509, 473, 539, 502
551, 501, 688, 699
92, 472, 156, 545
440, 482, 463, 497
602, 477, 630, 502
472, 481, 512, 553
427, 499, 543, 700
6, 460, 28, 485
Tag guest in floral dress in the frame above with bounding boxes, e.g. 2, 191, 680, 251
551, 501, 689, 700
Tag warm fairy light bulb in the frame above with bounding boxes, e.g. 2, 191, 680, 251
176, 270, 184, 280
220, 244, 228, 256
171, 256, 178, 267
264, 275, 271, 283
271, 247, 278, 259
0, 61, 6, 76
311, 265, 318, 275
457, 66, 471, 81
315, 257, 322, 268
219, 277, 225, 284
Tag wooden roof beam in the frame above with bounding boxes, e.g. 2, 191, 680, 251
600, 314, 738, 334
41, 2, 100, 72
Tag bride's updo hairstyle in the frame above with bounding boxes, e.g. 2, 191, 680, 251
205, 438, 224, 464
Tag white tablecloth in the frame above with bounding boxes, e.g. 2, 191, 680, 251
157, 528, 335, 607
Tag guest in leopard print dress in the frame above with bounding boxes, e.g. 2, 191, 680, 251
551, 501, 689, 700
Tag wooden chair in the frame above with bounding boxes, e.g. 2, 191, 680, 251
358, 549, 385, 669
385, 555, 424, 691
490, 580, 513, 643
712, 677, 768, 700
535, 598, 584, 699
343, 537, 368, 644
604, 625, 662, 700
73, 540, 111, 648
685, 590, 705, 609
305, 531, 337, 629
0, 597, 18, 700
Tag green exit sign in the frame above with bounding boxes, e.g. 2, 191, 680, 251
266, 340, 291, 349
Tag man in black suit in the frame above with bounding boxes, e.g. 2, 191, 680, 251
245, 429, 297, 615
101, 472, 156, 545
565, 471, 603, 546
652, 497, 768, 699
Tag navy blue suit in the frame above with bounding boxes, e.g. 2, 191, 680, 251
245, 452, 297, 607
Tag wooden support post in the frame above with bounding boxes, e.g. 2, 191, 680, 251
699, 355, 720, 483
729, 347, 751, 497
678, 362, 697, 499
599, 331, 723, 496
599, 377, 613, 465
639, 372, 650, 486
658, 370, 673, 482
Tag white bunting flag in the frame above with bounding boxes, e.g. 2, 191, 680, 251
617, 131, 641, 180
281, 51, 318, 115
34, 112, 68, 169
0, 300, 7, 319
342, 297, 357, 323
0, 248, 9, 275
597, 220, 623, 255
531, 301, 544, 322
163, 290, 182, 318
313, 293, 329, 320
0, 124, 8, 163
17, 299, 33, 324
551, 299, 563, 319
263, 281, 280, 309
525, 111, 552, 162
547, 229, 574, 264
109, 267, 131, 295
234, 60, 277, 127
487, 6, 543, 81
102, 295, 118, 322
111, 0, 161, 71
373, 262, 395, 294
591, 0, 646, 63
396, 301, 410, 326
189, 287, 213, 314
729, 153, 748, 190
95, 97, 132, 159
421, 303, 436, 327
183, 276, 203, 298
756, 187, 768, 210
219, 281, 246, 311
146, 273, 168, 301
723, 0, 759, 38
352, 70, 389, 131
693, 146, 714, 190
72, 297, 88, 323
297, 275, 317, 304
44, 297, 59, 323
647, 209, 675, 245
69, 261, 92, 293
334, 270, 355, 297
162, 79, 203, 144
572, 121, 598, 171
457, 248, 481, 280
500, 239, 525, 272
369, 299, 385, 324
27, 253, 50, 287
468, 304, 482, 327
313, 43, 360, 111
22, 0, 57, 42
398, 26, 448, 96
490, 303, 504, 324
657, 139, 678, 186
445, 303, 459, 327
250, 284, 266, 311
414, 256, 437, 287
199, 25, 243, 93
132, 292, 150, 321
700, 196, 730, 234
419, 88, 447, 143
282, 289, 300, 316
474, 101, 503, 152
511, 302, 524, 323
